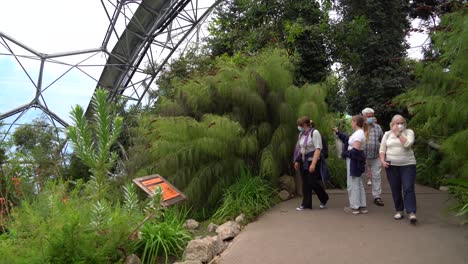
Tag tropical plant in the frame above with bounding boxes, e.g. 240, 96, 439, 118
0, 181, 143, 264
127, 49, 334, 214
212, 170, 276, 223
68, 88, 123, 200
395, 5, 467, 221
134, 206, 192, 264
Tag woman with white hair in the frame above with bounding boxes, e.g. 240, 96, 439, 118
379, 115, 418, 223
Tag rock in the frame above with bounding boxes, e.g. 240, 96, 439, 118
207, 222, 218, 233
125, 254, 142, 264
210, 235, 227, 255
439, 186, 449, 192
279, 175, 296, 194
235, 213, 245, 225
208, 256, 221, 264
184, 237, 216, 263
174, 261, 202, 264
184, 219, 200, 230
216, 221, 241, 241
278, 190, 290, 201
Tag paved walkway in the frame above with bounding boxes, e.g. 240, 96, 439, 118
217, 182, 468, 264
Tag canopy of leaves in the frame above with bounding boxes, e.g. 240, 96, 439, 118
127, 49, 333, 212
208, 0, 331, 84
333, 0, 412, 126
11, 118, 66, 188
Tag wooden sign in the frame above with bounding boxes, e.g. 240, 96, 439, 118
132, 175, 186, 207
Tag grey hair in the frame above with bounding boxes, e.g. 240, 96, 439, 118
390, 114, 407, 127
361, 107, 375, 115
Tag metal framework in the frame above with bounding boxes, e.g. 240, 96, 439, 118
0, 0, 221, 140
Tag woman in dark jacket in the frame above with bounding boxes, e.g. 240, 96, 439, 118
334, 115, 368, 215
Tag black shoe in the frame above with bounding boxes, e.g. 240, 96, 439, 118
374, 197, 384, 206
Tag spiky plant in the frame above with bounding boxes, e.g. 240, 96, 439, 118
68, 88, 123, 199
123, 183, 139, 213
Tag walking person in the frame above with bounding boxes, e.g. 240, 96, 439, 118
362, 108, 384, 206
341, 115, 368, 214
379, 115, 418, 223
293, 116, 329, 210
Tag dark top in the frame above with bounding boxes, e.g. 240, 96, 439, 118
335, 131, 366, 177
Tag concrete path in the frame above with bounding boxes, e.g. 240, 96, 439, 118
217, 182, 468, 264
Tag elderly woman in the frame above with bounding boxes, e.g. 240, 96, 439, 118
379, 115, 418, 223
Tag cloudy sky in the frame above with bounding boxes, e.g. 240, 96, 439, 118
0, 0, 427, 131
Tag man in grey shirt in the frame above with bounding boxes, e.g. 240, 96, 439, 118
362, 108, 384, 206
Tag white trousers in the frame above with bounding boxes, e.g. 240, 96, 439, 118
347, 159, 366, 209
366, 158, 382, 198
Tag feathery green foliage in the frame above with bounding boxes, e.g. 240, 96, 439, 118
68, 88, 123, 200
395, 6, 467, 221
127, 49, 334, 214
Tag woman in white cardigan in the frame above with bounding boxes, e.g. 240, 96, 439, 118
379, 115, 418, 223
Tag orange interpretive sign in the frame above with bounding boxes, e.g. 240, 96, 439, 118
133, 175, 186, 207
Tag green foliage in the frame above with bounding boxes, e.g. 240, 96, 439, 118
444, 178, 468, 224
333, 0, 411, 125
134, 207, 192, 264
127, 114, 246, 213
128, 49, 333, 214
0, 181, 144, 264
11, 118, 66, 188
395, 5, 467, 220
68, 88, 123, 199
208, 0, 330, 84
212, 170, 275, 223
326, 154, 347, 189
0, 135, 36, 207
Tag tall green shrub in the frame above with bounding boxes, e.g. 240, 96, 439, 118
127, 49, 333, 213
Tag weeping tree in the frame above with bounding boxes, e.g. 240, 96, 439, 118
126, 49, 333, 212
395, 5, 467, 221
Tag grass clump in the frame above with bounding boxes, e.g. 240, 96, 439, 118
212, 170, 276, 223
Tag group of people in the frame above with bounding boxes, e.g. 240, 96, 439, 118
293, 108, 418, 224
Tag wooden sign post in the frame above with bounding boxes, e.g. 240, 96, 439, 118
132, 175, 186, 207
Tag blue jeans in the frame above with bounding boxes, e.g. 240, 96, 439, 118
385, 164, 417, 213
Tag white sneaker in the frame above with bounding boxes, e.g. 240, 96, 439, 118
367, 179, 372, 186
409, 213, 418, 224
394, 211, 403, 220
319, 204, 327, 209
296, 206, 308, 211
